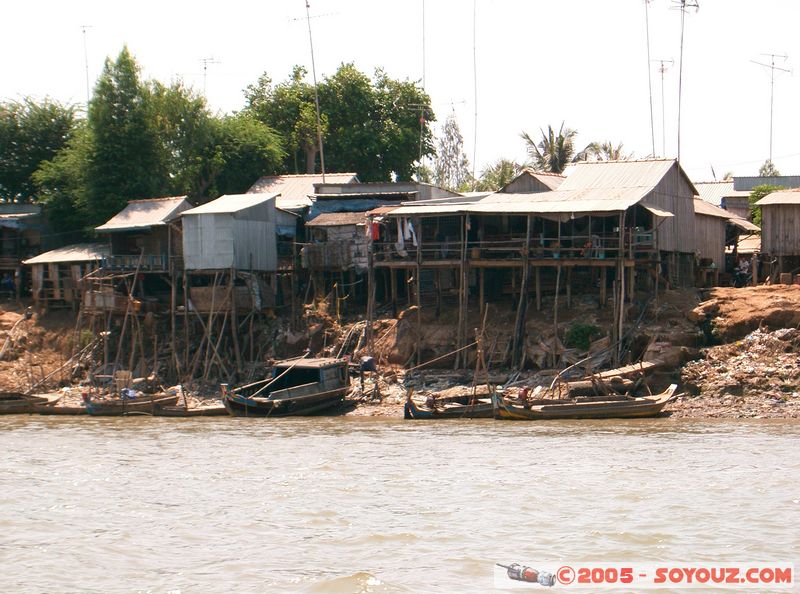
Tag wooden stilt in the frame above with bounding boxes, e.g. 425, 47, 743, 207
600, 266, 607, 307
511, 215, 532, 369
552, 263, 562, 368
229, 268, 243, 374
566, 266, 572, 309
535, 266, 541, 311
479, 267, 485, 316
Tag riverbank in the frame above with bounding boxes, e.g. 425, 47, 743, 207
3, 285, 800, 419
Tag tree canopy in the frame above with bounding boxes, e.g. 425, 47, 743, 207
758, 159, 780, 177
748, 184, 780, 226
521, 123, 577, 174
245, 63, 434, 181
0, 98, 76, 202
433, 112, 470, 192
474, 159, 523, 192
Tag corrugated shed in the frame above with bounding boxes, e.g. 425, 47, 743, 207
23, 243, 109, 265
182, 194, 277, 271
500, 169, 564, 193
247, 173, 358, 211
96, 196, 191, 232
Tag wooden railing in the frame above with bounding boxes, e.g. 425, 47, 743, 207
100, 254, 183, 272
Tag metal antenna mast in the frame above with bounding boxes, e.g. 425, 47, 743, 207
652, 58, 673, 157
199, 57, 220, 97
674, 0, 699, 162
80, 25, 93, 108
644, 1, 656, 158
472, 0, 478, 187
305, 0, 325, 180
751, 53, 790, 164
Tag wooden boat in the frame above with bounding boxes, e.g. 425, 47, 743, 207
404, 391, 494, 419
492, 384, 679, 420
83, 393, 179, 416
0, 392, 61, 414
223, 357, 350, 417
35, 404, 87, 415
153, 404, 227, 417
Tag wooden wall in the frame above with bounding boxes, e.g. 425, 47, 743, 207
644, 164, 697, 254
694, 214, 726, 268
761, 204, 800, 256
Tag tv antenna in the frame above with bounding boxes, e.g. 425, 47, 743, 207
80, 25, 93, 107
472, 0, 478, 187
651, 58, 673, 157
305, 0, 326, 180
672, 0, 699, 162
644, 1, 656, 158
199, 57, 220, 97
751, 53, 790, 164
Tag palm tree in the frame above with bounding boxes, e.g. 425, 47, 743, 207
520, 122, 577, 174
575, 141, 632, 162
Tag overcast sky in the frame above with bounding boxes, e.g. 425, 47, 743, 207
3, 1, 799, 183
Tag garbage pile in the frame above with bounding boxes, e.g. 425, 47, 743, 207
677, 327, 800, 418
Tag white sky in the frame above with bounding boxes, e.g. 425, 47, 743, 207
3, 1, 800, 183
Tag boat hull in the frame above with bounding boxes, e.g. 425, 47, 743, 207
404, 398, 494, 419
154, 405, 227, 417
223, 387, 348, 417
492, 385, 678, 420
0, 393, 60, 414
84, 394, 179, 416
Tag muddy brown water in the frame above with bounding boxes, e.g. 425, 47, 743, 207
1, 416, 798, 593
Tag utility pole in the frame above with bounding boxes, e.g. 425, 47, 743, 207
752, 53, 790, 164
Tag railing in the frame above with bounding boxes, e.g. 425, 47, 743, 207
100, 254, 183, 272
373, 230, 655, 263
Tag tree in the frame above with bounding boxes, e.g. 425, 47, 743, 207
759, 159, 780, 177
474, 159, 522, 192
521, 122, 577, 173
575, 141, 632, 162
0, 98, 76, 202
245, 63, 434, 181
86, 46, 169, 225
748, 184, 781, 226
433, 112, 471, 192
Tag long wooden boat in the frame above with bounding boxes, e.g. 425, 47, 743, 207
223, 357, 350, 417
153, 404, 227, 417
404, 392, 494, 419
83, 393, 179, 416
35, 404, 87, 415
0, 392, 61, 414
492, 384, 678, 420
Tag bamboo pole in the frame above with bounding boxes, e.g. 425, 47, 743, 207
229, 267, 243, 373
512, 215, 532, 369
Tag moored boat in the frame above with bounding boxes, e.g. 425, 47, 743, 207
0, 392, 61, 414
223, 357, 350, 417
492, 384, 678, 420
154, 404, 227, 417
83, 393, 179, 416
404, 391, 494, 419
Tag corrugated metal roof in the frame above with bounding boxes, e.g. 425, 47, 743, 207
306, 212, 368, 227
694, 181, 749, 206
560, 159, 693, 192
528, 170, 565, 190
732, 233, 761, 254
23, 243, 109, 265
694, 198, 732, 219
182, 193, 278, 215
96, 196, 191, 232
247, 173, 358, 210
729, 217, 760, 232
754, 189, 800, 206
474, 186, 649, 214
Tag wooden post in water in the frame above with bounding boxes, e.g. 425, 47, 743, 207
366, 216, 375, 352
229, 267, 243, 373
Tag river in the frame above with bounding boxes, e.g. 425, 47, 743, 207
1, 416, 798, 593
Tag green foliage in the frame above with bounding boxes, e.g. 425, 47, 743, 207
86, 46, 169, 225
748, 184, 781, 226
565, 323, 602, 351
575, 140, 632, 162
245, 63, 434, 181
0, 98, 76, 202
758, 159, 780, 177
433, 112, 470, 192
521, 122, 577, 173
474, 159, 522, 191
